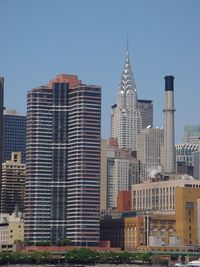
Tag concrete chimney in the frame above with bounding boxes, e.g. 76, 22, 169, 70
163, 75, 176, 173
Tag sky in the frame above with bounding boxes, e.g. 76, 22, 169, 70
0, 0, 200, 143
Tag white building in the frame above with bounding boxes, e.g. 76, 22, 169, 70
137, 127, 164, 181
131, 175, 200, 212
111, 49, 141, 151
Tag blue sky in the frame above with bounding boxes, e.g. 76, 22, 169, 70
0, 0, 200, 142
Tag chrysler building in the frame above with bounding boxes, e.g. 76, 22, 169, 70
111, 49, 141, 151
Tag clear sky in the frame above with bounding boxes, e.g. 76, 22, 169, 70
0, 0, 200, 143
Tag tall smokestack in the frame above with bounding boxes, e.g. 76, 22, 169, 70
163, 75, 176, 174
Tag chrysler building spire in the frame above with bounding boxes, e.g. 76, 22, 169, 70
111, 47, 141, 151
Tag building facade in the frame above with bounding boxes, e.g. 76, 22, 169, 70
182, 125, 200, 144
3, 109, 26, 163
106, 142, 138, 211
25, 84, 52, 244
192, 145, 200, 179
1, 152, 25, 214
117, 191, 132, 213
132, 176, 200, 212
175, 187, 200, 247
111, 50, 141, 151
25, 74, 101, 246
176, 144, 198, 168
148, 213, 178, 247
0, 77, 4, 206
100, 139, 108, 211
137, 127, 164, 181
137, 99, 153, 129
0, 210, 24, 251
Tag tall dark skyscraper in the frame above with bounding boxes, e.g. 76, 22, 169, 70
0, 77, 4, 204
3, 110, 26, 163
25, 74, 101, 246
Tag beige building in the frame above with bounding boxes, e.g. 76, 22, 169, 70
148, 213, 180, 247
1, 152, 25, 214
175, 187, 200, 247
137, 127, 164, 181
0, 210, 24, 251
132, 175, 200, 212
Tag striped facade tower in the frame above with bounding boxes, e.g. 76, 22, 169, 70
25, 74, 101, 246
163, 76, 176, 174
25, 84, 52, 243
0, 77, 4, 207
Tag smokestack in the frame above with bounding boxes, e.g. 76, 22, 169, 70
163, 75, 176, 174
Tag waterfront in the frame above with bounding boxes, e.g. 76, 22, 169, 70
0, 265, 161, 267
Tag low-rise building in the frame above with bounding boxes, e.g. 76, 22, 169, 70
175, 187, 200, 247
0, 210, 24, 251
132, 175, 200, 212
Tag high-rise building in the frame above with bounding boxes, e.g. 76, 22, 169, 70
163, 76, 176, 174
137, 99, 153, 129
0, 152, 25, 214
137, 127, 164, 181
25, 83, 52, 244
100, 139, 108, 211
25, 74, 101, 246
0, 77, 4, 207
111, 49, 141, 151
182, 125, 200, 144
3, 109, 26, 163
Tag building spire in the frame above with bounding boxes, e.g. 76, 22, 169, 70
118, 41, 137, 95
127, 33, 129, 52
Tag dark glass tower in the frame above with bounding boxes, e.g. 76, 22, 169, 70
3, 110, 26, 163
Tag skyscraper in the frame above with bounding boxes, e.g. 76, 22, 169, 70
25, 74, 101, 246
137, 99, 153, 128
0, 77, 4, 205
111, 50, 141, 151
3, 109, 26, 163
25, 84, 52, 244
137, 127, 164, 180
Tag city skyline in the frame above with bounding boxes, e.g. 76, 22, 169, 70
0, 0, 200, 142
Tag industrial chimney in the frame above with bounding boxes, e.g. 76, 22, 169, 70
163, 75, 176, 174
